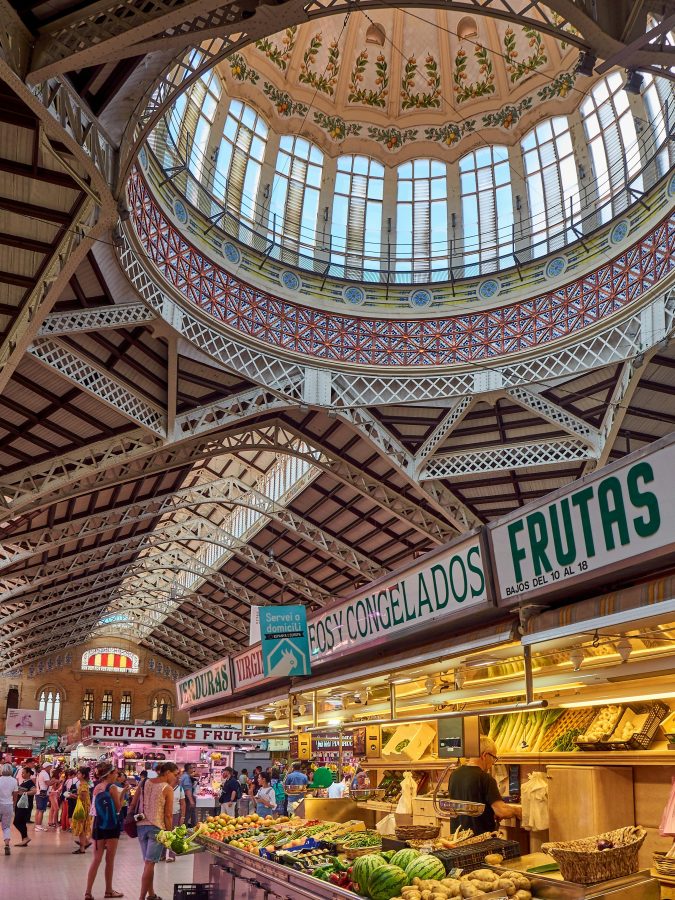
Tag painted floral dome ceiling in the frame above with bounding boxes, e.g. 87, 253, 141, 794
221, 6, 581, 155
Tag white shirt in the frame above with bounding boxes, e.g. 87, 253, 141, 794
328, 781, 347, 799
37, 769, 50, 792
172, 785, 185, 816
0, 775, 18, 804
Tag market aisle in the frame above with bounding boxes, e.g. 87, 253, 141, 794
1, 822, 194, 900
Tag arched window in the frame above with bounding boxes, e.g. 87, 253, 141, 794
581, 71, 643, 224
395, 159, 448, 281
214, 100, 268, 224
459, 145, 514, 275
101, 691, 113, 721
38, 687, 61, 730
81, 647, 139, 673
521, 117, 580, 256
151, 694, 174, 724
331, 155, 384, 277
642, 74, 672, 177
81, 690, 94, 721
269, 135, 323, 254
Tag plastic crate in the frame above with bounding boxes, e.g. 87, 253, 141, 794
173, 885, 214, 900
574, 705, 624, 750
605, 701, 670, 750
431, 838, 521, 874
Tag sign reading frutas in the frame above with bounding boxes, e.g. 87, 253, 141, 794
81, 723, 247, 745
491, 443, 671, 602
260, 605, 311, 678
176, 657, 231, 710
231, 534, 486, 691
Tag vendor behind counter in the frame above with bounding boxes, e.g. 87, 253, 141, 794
449, 736, 522, 836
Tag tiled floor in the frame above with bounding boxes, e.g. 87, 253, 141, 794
1, 821, 195, 900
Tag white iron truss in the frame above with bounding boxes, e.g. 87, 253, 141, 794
0, 476, 385, 578
421, 438, 595, 480
505, 386, 601, 448
28, 337, 167, 435
38, 303, 156, 336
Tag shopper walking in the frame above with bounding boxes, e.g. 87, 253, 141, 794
13, 766, 36, 847
179, 763, 196, 828
62, 769, 78, 830
34, 760, 52, 831
218, 767, 240, 818
115, 771, 131, 828
0, 763, 18, 854
72, 766, 93, 854
135, 761, 180, 900
48, 767, 63, 827
84, 761, 124, 900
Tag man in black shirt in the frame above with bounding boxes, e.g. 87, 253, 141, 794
448, 736, 522, 835
219, 766, 241, 817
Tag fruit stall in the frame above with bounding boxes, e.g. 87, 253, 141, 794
181, 812, 658, 899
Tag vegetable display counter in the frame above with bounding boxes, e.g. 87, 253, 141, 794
191, 841, 659, 900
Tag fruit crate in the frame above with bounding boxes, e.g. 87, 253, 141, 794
574, 705, 624, 751
661, 709, 675, 742
431, 837, 521, 874
605, 701, 669, 750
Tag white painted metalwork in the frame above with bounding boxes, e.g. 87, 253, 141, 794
413, 397, 474, 466
421, 438, 595, 479
28, 337, 167, 435
38, 303, 156, 336
506, 386, 601, 447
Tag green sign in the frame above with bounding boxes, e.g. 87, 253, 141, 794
261, 605, 311, 678
46, 734, 59, 749
490, 439, 674, 602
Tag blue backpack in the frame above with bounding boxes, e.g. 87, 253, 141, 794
94, 784, 119, 831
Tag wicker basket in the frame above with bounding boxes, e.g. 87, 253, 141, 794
541, 826, 646, 884
343, 845, 383, 859
395, 824, 441, 842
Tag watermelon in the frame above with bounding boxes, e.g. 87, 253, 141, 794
404, 855, 446, 882
368, 864, 408, 900
351, 853, 386, 895
389, 848, 420, 871
381, 850, 395, 861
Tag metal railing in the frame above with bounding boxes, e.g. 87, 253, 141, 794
143, 88, 675, 286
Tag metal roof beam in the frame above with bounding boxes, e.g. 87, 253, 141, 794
421, 438, 596, 479
28, 337, 167, 436
505, 386, 601, 448
37, 303, 156, 337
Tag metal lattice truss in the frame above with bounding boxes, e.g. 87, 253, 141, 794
38, 303, 157, 337
25, 0, 589, 87
28, 337, 167, 435
0, 476, 386, 579
422, 438, 595, 479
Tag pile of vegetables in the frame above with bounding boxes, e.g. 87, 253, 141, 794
156, 822, 207, 855
489, 709, 564, 754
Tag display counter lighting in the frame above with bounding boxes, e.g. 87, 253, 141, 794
247, 713, 267, 721
560, 689, 675, 708
340, 699, 547, 729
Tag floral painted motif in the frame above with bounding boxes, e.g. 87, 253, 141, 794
229, 53, 259, 84
425, 120, 475, 147
348, 49, 389, 107
313, 111, 361, 141
504, 26, 547, 82
263, 82, 308, 117
537, 71, 577, 100
255, 26, 297, 70
453, 44, 496, 103
367, 125, 418, 150
482, 96, 532, 129
400, 53, 441, 109
299, 33, 340, 95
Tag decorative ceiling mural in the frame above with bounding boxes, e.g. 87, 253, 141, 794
220, 6, 579, 155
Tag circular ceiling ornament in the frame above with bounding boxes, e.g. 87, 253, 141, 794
222, 242, 241, 265
545, 256, 567, 279
173, 199, 188, 225
609, 220, 630, 245
478, 278, 500, 300
343, 285, 365, 305
408, 288, 433, 309
280, 270, 301, 291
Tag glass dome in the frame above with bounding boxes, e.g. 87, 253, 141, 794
140, 7, 675, 289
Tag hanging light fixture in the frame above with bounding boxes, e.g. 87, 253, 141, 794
576, 49, 597, 77
623, 69, 644, 95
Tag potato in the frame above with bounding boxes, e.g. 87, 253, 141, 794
459, 885, 481, 899
497, 876, 516, 896
467, 869, 499, 883
514, 876, 531, 890
484, 853, 504, 866
421, 891, 433, 900
515, 892, 532, 900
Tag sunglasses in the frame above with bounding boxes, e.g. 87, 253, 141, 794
485, 752, 499, 762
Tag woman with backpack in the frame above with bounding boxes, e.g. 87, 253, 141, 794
270, 768, 286, 818
84, 760, 124, 900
